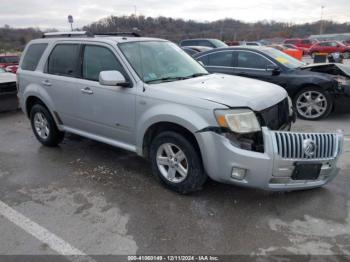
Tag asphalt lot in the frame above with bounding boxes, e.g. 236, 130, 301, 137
0, 105, 349, 260
1, 56, 350, 260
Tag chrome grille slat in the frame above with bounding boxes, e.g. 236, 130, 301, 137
273, 131, 338, 160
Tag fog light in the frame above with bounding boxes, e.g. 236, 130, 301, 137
231, 167, 247, 180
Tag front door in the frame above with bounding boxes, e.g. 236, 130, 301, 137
75, 44, 136, 145
232, 50, 286, 87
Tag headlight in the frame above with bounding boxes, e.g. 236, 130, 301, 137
214, 109, 261, 134
334, 76, 348, 86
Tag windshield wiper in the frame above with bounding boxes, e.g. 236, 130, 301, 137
185, 73, 209, 78
145, 76, 188, 84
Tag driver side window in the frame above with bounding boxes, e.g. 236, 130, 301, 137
83, 45, 126, 82
237, 51, 273, 69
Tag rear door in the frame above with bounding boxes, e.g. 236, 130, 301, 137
42, 43, 82, 128
197, 51, 234, 75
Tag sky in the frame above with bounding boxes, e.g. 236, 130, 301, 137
1, 0, 350, 30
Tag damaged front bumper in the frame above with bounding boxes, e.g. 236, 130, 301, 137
196, 127, 344, 191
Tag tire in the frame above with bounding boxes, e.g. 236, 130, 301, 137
150, 131, 207, 194
30, 104, 65, 147
293, 87, 333, 121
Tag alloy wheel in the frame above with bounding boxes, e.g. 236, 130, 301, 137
34, 112, 50, 139
156, 143, 188, 183
296, 90, 328, 119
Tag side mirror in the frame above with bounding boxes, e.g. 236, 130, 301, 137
266, 64, 280, 75
99, 71, 130, 87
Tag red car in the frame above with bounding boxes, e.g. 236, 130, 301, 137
309, 41, 350, 58
0, 55, 20, 73
283, 44, 309, 55
283, 38, 316, 49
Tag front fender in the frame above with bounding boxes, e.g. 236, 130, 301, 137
136, 103, 216, 156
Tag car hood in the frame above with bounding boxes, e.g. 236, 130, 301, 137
301, 63, 350, 78
0, 72, 16, 83
152, 74, 287, 111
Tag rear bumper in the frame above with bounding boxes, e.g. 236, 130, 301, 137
196, 127, 343, 191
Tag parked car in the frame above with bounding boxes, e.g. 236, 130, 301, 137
194, 46, 348, 120
283, 38, 316, 49
0, 67, 18, 112
243, 41, 263, 46
283, 44, 309, 55
269, 44, 303, 60
302, 63, 350, 96
180, 38, 227, 49
342, 40, 350, 46
309, 41, 350, 59
18, 32, 343, 193
182, 46, 212, 56
0, 55, 20, 73
225, 40, 240, 46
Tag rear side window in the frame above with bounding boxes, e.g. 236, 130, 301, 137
82, 45, 126, 81
206, 52, 233, 67
21, 43, 48, 71
47, 44, 80, 77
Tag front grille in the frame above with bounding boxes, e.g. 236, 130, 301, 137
274, 131, 339, 160
0, 82, 17, 95
259, 98, 289, 130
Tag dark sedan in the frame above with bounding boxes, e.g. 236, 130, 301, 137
193, 46, 347, 120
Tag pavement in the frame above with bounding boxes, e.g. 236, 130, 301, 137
0, 108, 349, 260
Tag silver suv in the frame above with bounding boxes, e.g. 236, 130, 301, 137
17, 32, 344, 193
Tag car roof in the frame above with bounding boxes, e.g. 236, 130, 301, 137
195, 45, 273, 53
181, 38, 218, 41
192, 46, 277, 59
28, 36, 168, 45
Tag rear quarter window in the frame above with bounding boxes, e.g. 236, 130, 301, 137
21, 43, 48, 71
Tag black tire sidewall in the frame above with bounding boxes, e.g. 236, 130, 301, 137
30, 104, 64, 146
150, 131, 206, 194
293, 87, 333, 120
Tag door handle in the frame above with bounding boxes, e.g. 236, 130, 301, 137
81, 87, 94, 95
42, 80, 52, 86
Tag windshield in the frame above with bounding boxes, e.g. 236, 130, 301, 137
119, 41, 208, 84
0, 68, 5, 73
264, 48, 305, 69
211, 39, 228, 48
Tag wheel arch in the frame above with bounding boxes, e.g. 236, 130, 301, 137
141, 121, 201, 160
24, 94, 63, 129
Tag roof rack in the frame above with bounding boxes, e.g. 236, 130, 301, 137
42, 31, 94, 38
93, 32, 141, 37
